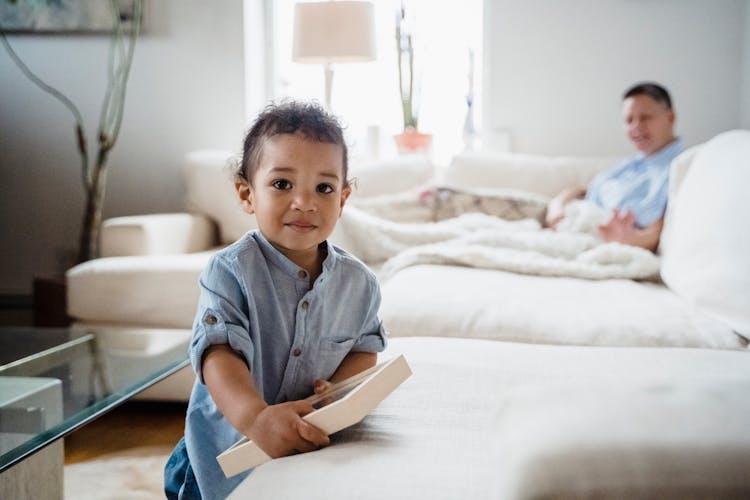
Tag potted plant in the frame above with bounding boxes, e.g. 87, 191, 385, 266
394, 1, 431, 152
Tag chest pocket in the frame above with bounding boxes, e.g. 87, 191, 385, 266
315, 335, 357, 382
322, 335, 357, 353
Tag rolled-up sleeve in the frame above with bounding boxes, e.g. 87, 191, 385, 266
352, 279, 387, 353
190, 256, 256, 384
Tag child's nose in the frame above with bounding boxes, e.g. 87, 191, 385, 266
292, 190, 316, 211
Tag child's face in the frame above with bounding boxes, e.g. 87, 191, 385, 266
236, 133, 350, 267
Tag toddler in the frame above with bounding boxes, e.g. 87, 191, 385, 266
164, 101, 387, 499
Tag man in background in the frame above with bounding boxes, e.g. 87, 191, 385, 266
545, 82, 684, 252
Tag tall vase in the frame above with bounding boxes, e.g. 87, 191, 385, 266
462, 49, 478, 151
462, 97, 477, 151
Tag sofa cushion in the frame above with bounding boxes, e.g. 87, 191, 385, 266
231, 337, 750, 499
493, 378, 750, 499
66, 252, 213, 328
100, 213, 216, 257
183, 150, 256, 245
444, 151, 617, 198
379, 264, 746, 350
348, 153, 433, 198
660, 130, 750, 339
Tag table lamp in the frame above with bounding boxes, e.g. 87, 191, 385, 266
292, 1, 376, 110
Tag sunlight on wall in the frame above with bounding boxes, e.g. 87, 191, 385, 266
269, 0, 483, 165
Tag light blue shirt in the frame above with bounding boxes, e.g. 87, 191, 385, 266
183, 230, 386, 499
586, 138, 684, 227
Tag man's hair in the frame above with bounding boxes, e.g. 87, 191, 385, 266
623, 82, 673, 110
237, 100, 348, 185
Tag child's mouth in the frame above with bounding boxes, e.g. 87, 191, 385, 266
286, 221, 316, 232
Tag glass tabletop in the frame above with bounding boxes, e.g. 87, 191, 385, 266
0, 326, 190, 472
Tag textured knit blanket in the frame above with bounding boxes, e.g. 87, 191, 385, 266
336, 200, 660, 282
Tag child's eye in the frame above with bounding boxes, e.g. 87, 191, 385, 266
272, 179, 292, 190
317, 183, 335, 194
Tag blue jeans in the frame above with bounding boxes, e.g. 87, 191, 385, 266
164, 436, 201, 499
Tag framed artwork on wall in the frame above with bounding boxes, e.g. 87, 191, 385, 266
0, 0, 142, 34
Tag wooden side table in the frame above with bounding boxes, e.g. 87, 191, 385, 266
32, 276, 71, 327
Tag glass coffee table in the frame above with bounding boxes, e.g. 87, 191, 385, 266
0, 326, 190, 499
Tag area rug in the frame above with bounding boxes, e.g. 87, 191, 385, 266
64, 446, 171, 499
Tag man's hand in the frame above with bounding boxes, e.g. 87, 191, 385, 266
545, 203, 566, 229
545, 186, 586, 228
247, 401, 330, 459
598, 208, 638, 243
597, 209, 663, 252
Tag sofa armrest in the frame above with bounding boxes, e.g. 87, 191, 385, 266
100, 213, 217, 257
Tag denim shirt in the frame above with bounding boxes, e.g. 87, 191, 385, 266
183, 230, 386, 499
586, 138, 684, 227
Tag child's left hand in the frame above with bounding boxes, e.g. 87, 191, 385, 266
313, 379, 334, 407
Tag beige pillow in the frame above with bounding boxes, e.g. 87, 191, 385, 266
660, 130, 750, 339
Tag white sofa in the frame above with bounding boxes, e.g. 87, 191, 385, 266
67, 130, 749, 353
65, 131, 750, 496
230, 336, 750, 499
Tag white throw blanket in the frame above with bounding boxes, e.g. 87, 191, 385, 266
337, 201, 661, 282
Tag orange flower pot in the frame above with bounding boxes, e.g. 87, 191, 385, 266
394, 128, 432, 153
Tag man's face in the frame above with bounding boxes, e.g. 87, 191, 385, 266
622, 94, 675, 156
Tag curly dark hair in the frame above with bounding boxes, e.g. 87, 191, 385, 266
623, 82, 673, 110
236, 100, 348, 186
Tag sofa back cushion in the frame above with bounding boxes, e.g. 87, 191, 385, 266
444, 151, 617, 198
348, 154, 434, 197
183, 150, 434, 245
660, 130, 750, 339
183, 150, 256, 245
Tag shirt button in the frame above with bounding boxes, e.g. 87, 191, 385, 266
301, 301, 309, 310
297, 270, 307, 279
292, 348, 302, 357
205, 314, 217, 325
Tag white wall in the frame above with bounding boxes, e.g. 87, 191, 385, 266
484, 0, 747, 155
742, 0, 750, 129
0, 1, 245, 294
2, 1, 748, 295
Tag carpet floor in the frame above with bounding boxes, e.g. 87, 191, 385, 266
65, 446, 171, 499
64, 401, 186, 499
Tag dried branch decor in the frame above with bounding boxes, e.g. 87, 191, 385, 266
0, 0, 143, 263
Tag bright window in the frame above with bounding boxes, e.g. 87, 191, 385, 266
266, 0, 483, 165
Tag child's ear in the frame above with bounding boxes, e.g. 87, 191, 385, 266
338, 185, 352, 216
235, 180, 255, 215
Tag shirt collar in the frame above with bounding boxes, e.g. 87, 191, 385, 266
253, 230, 338, 280
637, 137, 684, 163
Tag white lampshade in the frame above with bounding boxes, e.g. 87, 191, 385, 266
293, 1, 376, 64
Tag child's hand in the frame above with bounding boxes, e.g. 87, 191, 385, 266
313, 379, 334, 407
247, 401, 329, 459
314, 379, 332, 394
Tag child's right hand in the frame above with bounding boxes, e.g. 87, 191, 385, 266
247, 401, 330, 459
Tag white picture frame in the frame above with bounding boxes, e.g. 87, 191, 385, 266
217, 355, 412, 478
